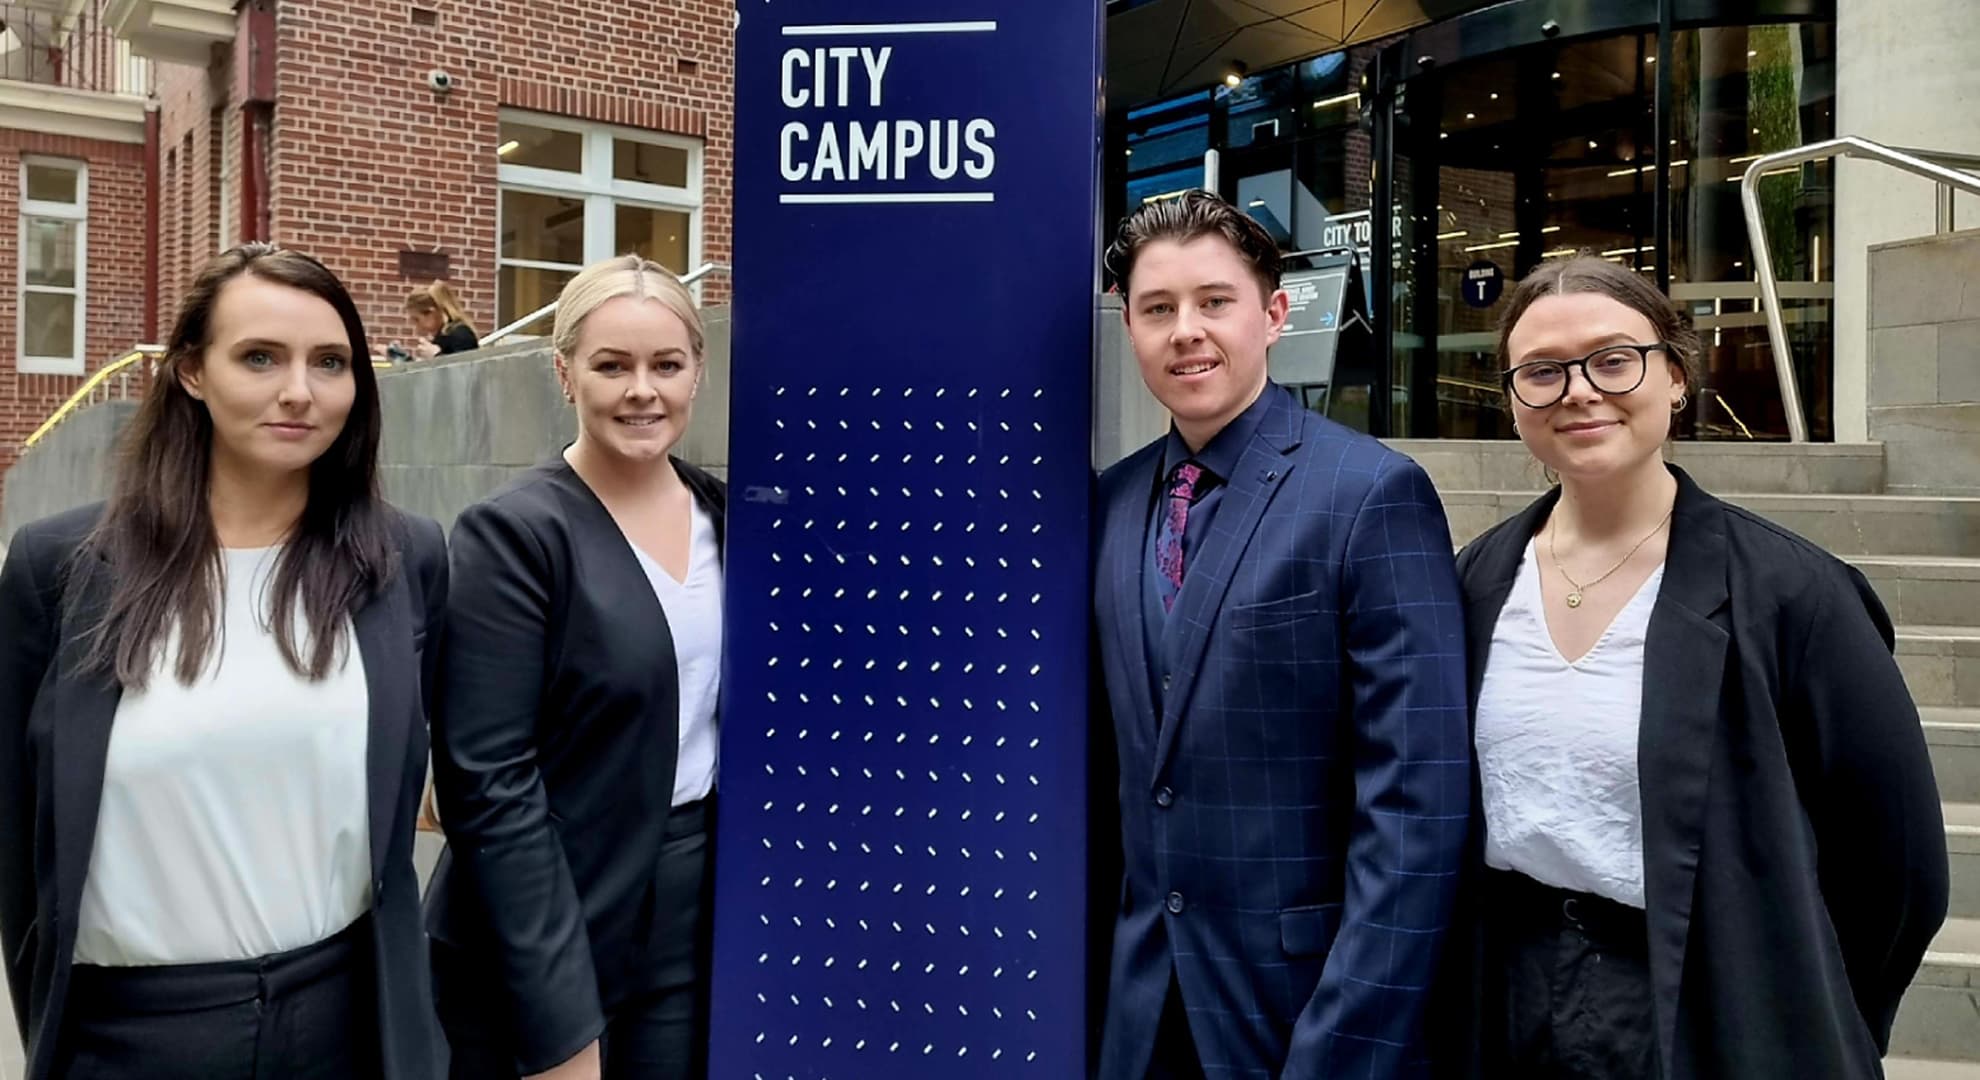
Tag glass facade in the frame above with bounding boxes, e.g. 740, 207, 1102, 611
1105, 3, 1837, 441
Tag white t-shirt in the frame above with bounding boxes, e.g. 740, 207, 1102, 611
76, 546, 371, 966
627, 501, 722, 807
1475, 538, 1664, 909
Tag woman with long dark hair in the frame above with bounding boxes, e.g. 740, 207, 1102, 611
1437, 255, 1946, 1078
0, 243, 449, 1079
426, 254, 724, 1080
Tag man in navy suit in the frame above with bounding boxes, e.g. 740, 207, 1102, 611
1092, 190, 1469, 1079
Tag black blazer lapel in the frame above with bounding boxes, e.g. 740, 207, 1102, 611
355, 578, 416, 884
1459, 490, 1556, 707
1637, 465, 1731, 1076
1151, 392, 1300, 781
49, 559, 120, 948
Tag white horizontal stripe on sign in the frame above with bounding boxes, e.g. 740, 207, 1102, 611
780, 192, 996, 204
782, 21, 998, 36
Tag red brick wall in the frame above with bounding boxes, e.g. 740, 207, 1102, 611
155, 59, 232, 305
0, 131, 147, 503
269, 0, 735, 341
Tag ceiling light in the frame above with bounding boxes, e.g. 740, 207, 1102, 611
1645, 56, 1656, 64
496, 140, 521, 156
1552, 72, 1562, 80
1224, 61, 1249, 88
1466, 112, 1476, 120
1437, 230, 1467, 241
1311, 91, 1361, 109
1490, 92, 1499, 100
1588, 140, 1599, 149
1440, 132, 1449, 140
1462, 239, 1521, 253
1748, 49, 1759, 57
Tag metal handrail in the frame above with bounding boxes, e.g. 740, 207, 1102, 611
480, 262, 733, 348
20, 345, 166, 451
1742, 136, 1980, 442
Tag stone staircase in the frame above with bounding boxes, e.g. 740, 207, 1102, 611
1399, 439, 1980, 1078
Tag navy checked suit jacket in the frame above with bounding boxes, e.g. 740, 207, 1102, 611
1092, 386, 1470, 1079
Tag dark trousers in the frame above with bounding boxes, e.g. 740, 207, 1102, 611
1482, 869, 1658, 1080
57, 915, 378, 1080
437, 798, 715, 1079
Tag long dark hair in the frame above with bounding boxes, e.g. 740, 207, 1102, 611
77, 243, 397, 689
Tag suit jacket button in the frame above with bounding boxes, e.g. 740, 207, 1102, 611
374, 878, 386, 898
1166, 891, 1186, 915
1161, 673, 1172, 691
1154, 787, 1175, 809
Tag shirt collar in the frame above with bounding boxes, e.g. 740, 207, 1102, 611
1161, 382, 1276, 484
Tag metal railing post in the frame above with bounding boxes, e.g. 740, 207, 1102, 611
1741, 136, 1980, 442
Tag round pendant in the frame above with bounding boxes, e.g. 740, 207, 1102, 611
1565, 591, 1583, 609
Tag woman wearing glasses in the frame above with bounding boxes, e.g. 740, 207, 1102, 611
1435, 256, 1946, 1078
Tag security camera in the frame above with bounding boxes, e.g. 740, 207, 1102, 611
427, 69, 455, 93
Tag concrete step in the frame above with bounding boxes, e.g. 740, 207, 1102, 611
1439, 491, 1980, 556
1901, 628, 1980, 709
1887, 1058, 1980, 1080
1931, 710, 1980, 806
1394, 439, 1887, 497
1854, 557, 1980, 629
1891, 917, 1980, 1063
1951, 802, 1980, 921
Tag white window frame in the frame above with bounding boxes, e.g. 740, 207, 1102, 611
18, 158, 88, 376
496, 110, 705, 329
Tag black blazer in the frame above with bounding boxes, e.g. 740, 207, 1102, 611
0, 502, 450, 1080
1435, 465, 1948, 1079
424, 457, 726, 1074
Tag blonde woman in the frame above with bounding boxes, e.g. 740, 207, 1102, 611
425, 255, 723, 1080
404, 282, 480, 357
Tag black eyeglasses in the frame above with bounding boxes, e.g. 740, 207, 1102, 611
1502, 342, 1669, 409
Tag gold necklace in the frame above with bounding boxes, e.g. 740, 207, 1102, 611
1548, 506, 1674, 609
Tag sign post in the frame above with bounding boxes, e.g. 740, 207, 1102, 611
712, 3, 1104, 1076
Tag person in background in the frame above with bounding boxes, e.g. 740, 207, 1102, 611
426, 254, 724, 1080
405, 282, 481, 358
0, 244, 448, 1079
1091, 190, 1470, 1079
1437, 255, 1947, 1078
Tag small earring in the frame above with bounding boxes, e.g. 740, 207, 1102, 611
1671, 395, 1688, 413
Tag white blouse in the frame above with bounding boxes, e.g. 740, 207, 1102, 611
1475, 538, 1664, 909
76, 546, 371, 966
627, 501, 723, 807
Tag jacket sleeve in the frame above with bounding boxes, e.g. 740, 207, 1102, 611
0, 534, 55, 1039
1791, 561, 1948, 1051
430, 500, 604, 1072
1284, 456, 1472, 1078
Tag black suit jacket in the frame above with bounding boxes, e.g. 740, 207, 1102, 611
1434, 465, 1948, 1079
0, 502, 450, 1080
424, 457, 725, 1074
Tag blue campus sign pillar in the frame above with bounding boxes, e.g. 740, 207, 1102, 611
711, 3, 1105, 1076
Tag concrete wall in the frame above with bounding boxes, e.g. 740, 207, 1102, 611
1833, 0, 1980, 442
1866, 228, 1980, 494
0, 400, 133, 547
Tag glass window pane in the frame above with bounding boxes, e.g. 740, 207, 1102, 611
23, 292, 77, 359
498, 121, 582, 173
497, 265, 579, 334
500, 189, 586, 264
615, 205, 691, 274
613, 140, 689, 188
25, 163, 79, 204
25, 218, 78, 287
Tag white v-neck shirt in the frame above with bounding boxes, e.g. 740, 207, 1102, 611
76, 546, 371, 966
627, 501, 723, 807
1476, 537, 1665, 909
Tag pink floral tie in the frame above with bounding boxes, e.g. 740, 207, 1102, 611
1155, 462, 1203, 614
